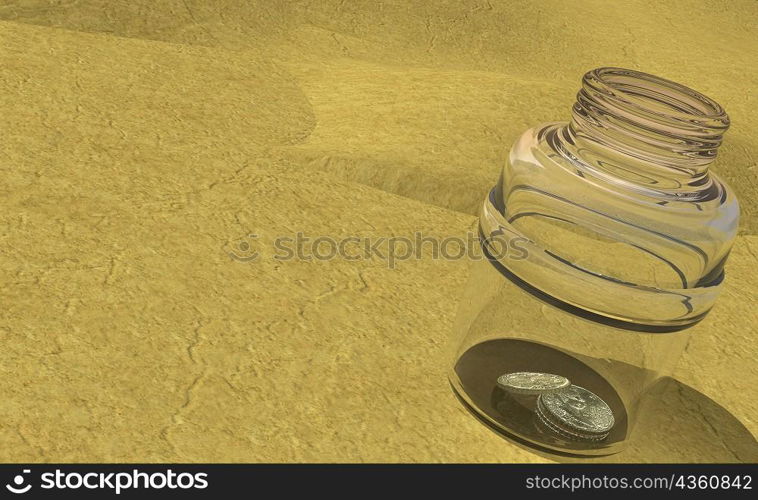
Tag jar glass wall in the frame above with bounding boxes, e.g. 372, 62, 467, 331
450, 245, 693, 456
449, 68, 739, 456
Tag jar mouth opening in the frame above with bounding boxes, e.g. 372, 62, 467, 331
586, 67, 729, 131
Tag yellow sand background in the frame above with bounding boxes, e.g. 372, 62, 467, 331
0, 1, 756, 462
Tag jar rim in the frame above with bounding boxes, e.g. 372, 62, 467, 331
585, 67, 729, 130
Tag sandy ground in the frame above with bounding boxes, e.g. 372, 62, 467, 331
0, 1, 756, 462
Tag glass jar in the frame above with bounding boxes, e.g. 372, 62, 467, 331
449, 68, 739, 456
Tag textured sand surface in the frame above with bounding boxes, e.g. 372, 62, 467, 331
0, 1, 756, 462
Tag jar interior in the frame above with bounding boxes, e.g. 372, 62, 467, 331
452, 338, 631, 455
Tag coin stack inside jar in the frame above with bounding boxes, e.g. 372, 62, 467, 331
496, 372, 615, 441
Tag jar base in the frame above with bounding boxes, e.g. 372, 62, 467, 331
450, 339, 629, 457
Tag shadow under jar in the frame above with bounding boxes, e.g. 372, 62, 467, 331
449, 68, 739, 456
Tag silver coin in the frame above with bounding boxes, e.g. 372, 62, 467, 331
535, 396, 609, 441
496, 372, 571, 395
538, 385, 614, 435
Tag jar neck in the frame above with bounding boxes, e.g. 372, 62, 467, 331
553, 68, 729, 194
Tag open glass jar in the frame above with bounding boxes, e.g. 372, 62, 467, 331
449, 68, 739, 456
